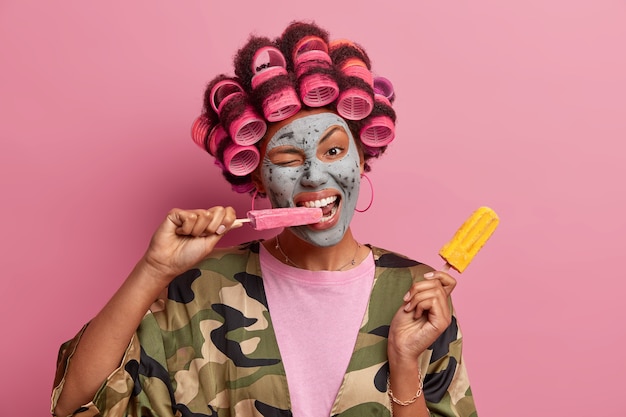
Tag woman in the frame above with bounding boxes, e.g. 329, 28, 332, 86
51, 21, 477, 417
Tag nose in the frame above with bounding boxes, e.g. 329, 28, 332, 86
299, 159, 329, 188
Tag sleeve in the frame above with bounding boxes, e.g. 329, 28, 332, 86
421, 309, 478, 417
50, 324, 141, 417
51, 304, 176, 417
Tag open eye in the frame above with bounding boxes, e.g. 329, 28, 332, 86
325, 146, 345, 158
317, 126, 350, 162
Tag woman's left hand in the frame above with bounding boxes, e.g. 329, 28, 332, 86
388, 271, 457, 361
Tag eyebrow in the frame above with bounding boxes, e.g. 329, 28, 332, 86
319, 126, 341, 145
273, 147, 302, 155
271, 125, 343, 152
276, 132, 295, 141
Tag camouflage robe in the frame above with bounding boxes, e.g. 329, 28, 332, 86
52, 241, 477, 417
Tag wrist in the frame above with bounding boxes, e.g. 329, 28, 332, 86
387, 367, 424, 406
387, 361, 428, 417
132, 256, 178, 290
387, 336, 425, 365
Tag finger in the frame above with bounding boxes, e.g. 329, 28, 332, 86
167, 209, 184, 227
411, 293, 451, 325
176, 212, 199, 236
219, 206, 239, 234
424, 271, 457, 296
179, 206, 233, 237
202, 206, 241, 235
403, 277, 445, 302
404, 286, 448, 316
191, 208, 221, 237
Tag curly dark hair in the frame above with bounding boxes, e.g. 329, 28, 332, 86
191, 20, 397, 195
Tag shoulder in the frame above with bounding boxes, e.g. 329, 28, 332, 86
368, 245, 434, 274
367, 245, 436, 288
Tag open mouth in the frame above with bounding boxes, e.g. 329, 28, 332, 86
299, 195, 340, 223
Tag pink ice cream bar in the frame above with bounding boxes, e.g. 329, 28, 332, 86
234, 207, 323, 230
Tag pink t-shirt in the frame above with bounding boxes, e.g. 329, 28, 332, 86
259, 243, 375, 417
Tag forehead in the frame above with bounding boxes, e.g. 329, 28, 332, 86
265, 112, 351, 148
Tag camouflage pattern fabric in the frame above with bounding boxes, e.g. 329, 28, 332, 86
52, 241, 477, 417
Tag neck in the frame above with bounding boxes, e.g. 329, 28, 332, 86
269, 229, 365, 271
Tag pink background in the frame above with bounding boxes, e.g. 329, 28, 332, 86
1, 1, 625, 415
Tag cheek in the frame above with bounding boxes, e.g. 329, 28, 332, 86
264, 166, 302, 202
330, 155, 361, 193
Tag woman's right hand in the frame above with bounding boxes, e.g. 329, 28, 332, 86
53, 206, 241, 417
140, 206, 240, 286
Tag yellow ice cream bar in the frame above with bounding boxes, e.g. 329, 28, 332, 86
439, 206, 499, 273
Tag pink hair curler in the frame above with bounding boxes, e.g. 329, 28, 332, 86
252, 46, 287, 73
292, 36, 329, 63
359, 115, 395, 147
210, 79, 267, 145
328, 38, 360, 50
191, 115, 213, 151
298, 74, 340, 107
294, 50, 332, 78
336, 87, 374, 120
207, 125, 228, 156
228, 105, 267, 146
293, 37, 339, 107
359, 94, 395, 146
327, 40, 374, 120
223, 144, 260, 176
251, 66, 301, 122
209, 125, 260, 176
374, 93, 392, 107
334, 50, 374, 120
251, 65, 288, 89
251, 46, 301, 122
210, 79, 244, 114
232, 182, 256, 194
341, 58, 373, 86
373, 76, 395, 102
261, 86, 301, 122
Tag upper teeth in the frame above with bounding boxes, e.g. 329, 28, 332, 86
302, 196, 337, 208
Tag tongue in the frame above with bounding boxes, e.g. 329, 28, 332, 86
321, 203, 334, 216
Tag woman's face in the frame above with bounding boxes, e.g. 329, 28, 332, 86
257, 110, 363, 247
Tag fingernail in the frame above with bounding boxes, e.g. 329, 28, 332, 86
404, 302, 411, 312
424, 272, 435, 279
403, 291, 411, 301
216, 225, 226, 235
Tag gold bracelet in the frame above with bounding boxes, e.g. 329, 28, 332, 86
387, 368, 424, 406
